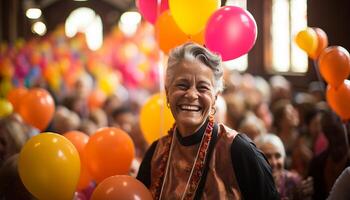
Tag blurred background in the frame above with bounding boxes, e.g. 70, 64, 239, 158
1, 0, 350, 200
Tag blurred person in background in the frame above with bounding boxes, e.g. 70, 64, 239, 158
223, 91, 247, 130
269, 75, 292, 107
308, 110, 350, 200
0, 113, 38, 166
214, 94, 227, 124
327, 166, 350, 200
51, 106, 81, 134
238, 111, 267, 140
88, 108, 108, 129
271, 99, 300, 169
0, 154, 34, 200
255, 133, 313, 200
111, 105, 148, 159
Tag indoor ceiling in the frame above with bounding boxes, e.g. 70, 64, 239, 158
34, 0, 135, 11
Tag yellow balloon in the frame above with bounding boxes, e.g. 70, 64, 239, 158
0, 98, 13, 118
295, 27, 319, 56
98, 72, 119, 96
169, 0, 220, 35
0, 78, 13, 98
140, 93, 175, 144
18, 133, 80, 200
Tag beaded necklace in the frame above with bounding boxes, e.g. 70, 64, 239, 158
150, 116, 214, 200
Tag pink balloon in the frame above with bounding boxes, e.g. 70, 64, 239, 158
137, 0, 169, 24
205, 6, 257, 61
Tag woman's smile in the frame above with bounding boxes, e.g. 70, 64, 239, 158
178, 104, 201, 112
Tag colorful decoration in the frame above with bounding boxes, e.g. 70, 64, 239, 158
18, 133, 80, 200
63, 131, 92, 190
18, 88, 55, 131
205, 6, 257, 61
326, 80, 350, 121
137, 0, 169, 24
169, 0, 220, 35
295, 27, 318, 57
319, 46, 350, 88
84, 127, 135, 183
91, 175, 153, 200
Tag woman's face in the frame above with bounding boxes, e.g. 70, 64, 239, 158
260, 142, 284, 173
283, 104, 299, 128
166, 60, 217, 134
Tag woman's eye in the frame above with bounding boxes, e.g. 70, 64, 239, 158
275, 153, 282, 159
176, 84, 187, 89
198, 86, 210, 92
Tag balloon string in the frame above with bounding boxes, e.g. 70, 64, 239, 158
312, 60, 326, 94
159, 53, 165, 138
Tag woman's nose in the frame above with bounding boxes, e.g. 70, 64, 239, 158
184, 87, 199, 99
269, 157, 278, 170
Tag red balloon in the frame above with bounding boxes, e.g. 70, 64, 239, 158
6, 87, 28, 113
91, 175, 152, 200
319, 46, 350, 88
85, 127, 135, 183
137, 0, 169, 24
326, 80, 350, 121
205, 6, 257, 61
63, 131, 92, 190
18, 88, 55, 131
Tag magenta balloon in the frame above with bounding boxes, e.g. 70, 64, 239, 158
205, 6, 257, 61
137, 0, 169, 24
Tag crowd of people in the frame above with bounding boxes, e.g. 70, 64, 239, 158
1, 42, 350, 200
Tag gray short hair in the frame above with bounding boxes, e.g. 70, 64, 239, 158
165, 43, 224, 93
254, 133, 286, 159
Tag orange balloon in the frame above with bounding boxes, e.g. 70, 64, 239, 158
326, 80, 350, 121
189, 30, 205, 45
87, 89, 107, 111
91, 175, 152, 200
18, 88, 55, 131
155, 10, 189, 54
64, 131, 89, 153
63, 131, 92, 190
85, 127, 135, 183
319, 46, 350, 88
310, 28, 328, 60
6, 87, 28, 113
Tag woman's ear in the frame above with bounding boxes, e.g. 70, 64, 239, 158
213, 93, 219, 105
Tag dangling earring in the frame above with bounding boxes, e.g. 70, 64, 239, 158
210, 107, 216, 116
166, 102, 170, 108
209, 107, 216, 122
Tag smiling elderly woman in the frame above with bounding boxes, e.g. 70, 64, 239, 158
137, 43, 279, 200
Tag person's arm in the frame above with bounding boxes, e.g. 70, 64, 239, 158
231, 134, 280, 200
136, 140, 158, 188
327, 167, 350, 200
